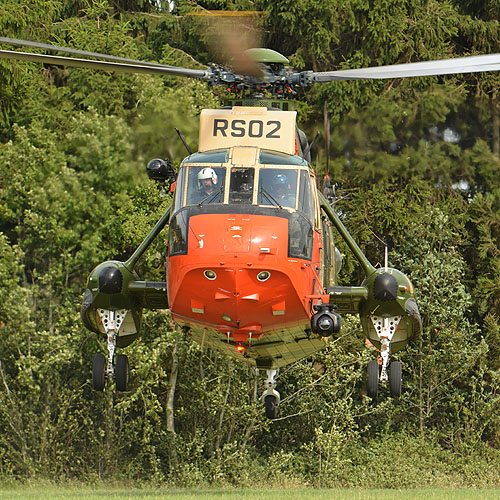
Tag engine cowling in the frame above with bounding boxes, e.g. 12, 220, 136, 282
81, 260, 143, 348
358, 267, 421, 352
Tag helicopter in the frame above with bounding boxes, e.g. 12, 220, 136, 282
2, 35, 500, 419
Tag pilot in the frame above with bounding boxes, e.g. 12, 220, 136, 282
198, 167, 218, 197
270, 173, 295, 207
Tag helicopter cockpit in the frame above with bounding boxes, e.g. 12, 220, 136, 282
169, 147, 318, 260
175, 149, 311, 210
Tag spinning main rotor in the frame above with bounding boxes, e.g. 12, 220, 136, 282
2, 36, 500, 98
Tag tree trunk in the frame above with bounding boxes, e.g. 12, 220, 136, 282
166, 335, 179, 473
215, 375, 231, 454
493, 89, 499, 155
419, 336, 424, 437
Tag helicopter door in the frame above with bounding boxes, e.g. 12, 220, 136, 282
297, 170, 314, 222
289, 170, 314, 259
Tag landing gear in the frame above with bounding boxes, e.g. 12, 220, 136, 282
367, 359, 403, 399
92, 309, 129, 392
115, 354, 129, 392
368, 315, 403, 399
389, 360, 402, 398
92, 353, 106, 391
261, 369, 280, 420
367, 360, 379, 399
264, 395, 279, 419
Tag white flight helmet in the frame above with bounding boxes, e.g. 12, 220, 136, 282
198, 167, 218, 185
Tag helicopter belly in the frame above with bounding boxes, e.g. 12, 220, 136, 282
180, 321, 328, 369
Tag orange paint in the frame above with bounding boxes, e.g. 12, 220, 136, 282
167, 212, 322, 345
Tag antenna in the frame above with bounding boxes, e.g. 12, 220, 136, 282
175, 128, 193, 155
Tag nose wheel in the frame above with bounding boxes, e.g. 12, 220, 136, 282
261, 369, 280, 419
115, 354, 130, 392
92, 353, 106, 392
92, 350, 130, 392
264, 395, 279, 419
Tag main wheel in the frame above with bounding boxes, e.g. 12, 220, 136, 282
115, 354, 129, 392
264, 395, 279, 420
92, 353, 106, 391
390, 361, 403, 398
367, 360, 379, 399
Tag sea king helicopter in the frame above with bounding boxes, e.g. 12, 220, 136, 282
2, 33, 500, 419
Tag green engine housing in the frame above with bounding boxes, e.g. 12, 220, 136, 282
359, 267, 421, 353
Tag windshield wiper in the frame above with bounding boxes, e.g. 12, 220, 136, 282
260, 186, 283, 209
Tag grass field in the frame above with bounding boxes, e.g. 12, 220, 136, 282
1, 487, 500, 500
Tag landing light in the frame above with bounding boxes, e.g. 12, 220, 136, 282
257, 271, 271, 282
204, 270, 217, 280
236, 344, 245, 353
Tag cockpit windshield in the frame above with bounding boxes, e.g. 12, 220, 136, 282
185, 166, 226, 205
257, 168, 298, 209
229, 168, 255, 203
177, 150, 313, 219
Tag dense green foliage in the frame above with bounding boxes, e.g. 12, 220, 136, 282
1, 0, 500, 488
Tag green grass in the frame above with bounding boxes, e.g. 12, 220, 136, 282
1, 487, 500, 500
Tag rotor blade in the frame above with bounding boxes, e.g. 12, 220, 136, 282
0, 36, 178, 69
312, 53, 500, 81
0, 49, 208, 79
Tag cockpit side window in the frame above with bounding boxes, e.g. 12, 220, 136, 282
173, 166, 185, 212
185, 166, 226, 206
257, 168, 298, 209
229, 168, 255, 203
297, 170, 314, 224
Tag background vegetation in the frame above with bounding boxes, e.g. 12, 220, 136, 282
1, 0, 500, 488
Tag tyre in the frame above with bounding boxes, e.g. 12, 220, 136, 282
264, 395, 279, 419
92, 353, 106, 391
390, 360, 403, 398
367, 360, 379, 399
115, 354, 129, 392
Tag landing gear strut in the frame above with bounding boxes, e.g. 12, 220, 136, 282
91, 309, 129, 392
261, 369, 280, 419
367, 314, 403, 399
